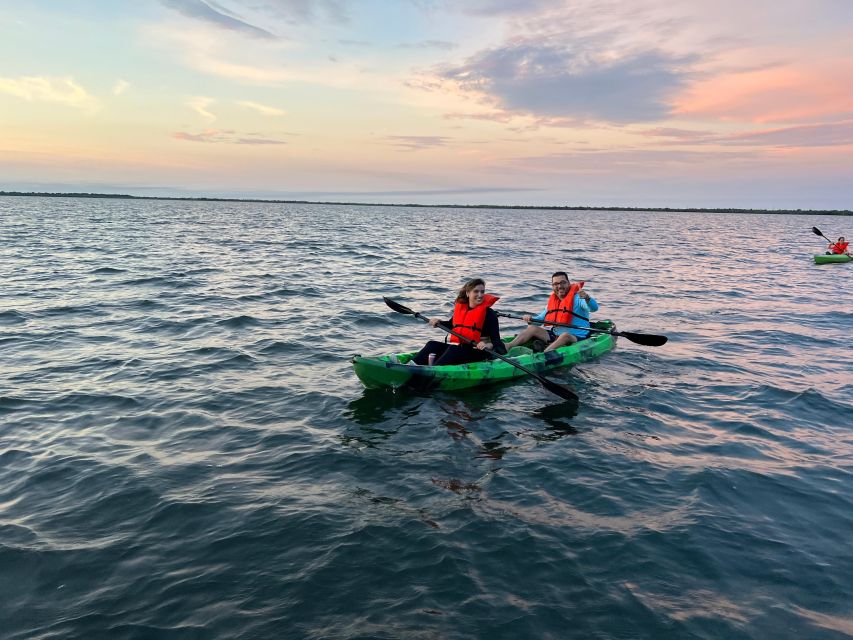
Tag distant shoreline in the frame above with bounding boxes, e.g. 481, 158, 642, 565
1, 191, 850, 215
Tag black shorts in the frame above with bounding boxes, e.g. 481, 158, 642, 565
547, 329, 589, 342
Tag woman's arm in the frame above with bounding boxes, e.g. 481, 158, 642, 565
429, 317, 453, 329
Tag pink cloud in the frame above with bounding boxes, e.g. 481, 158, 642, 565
674, 60, 853, 123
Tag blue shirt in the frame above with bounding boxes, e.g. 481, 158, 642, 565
532, 293, 599, 337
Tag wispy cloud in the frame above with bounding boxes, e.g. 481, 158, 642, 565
159, 0, 276, 39
238, 100, 286, 116
385, 135, 451, 150
188, 96, 216, 122
143, 24, 365, 88
173, 129, 225, 142
443, 111, 515, 124
173, 129, 287, 144
716, 120, 853, 148
637, 127, 716, 141
235, 136, 287, 144
0, 75, 100, 113
638, 120, 853, 148
396, 40, 456, 50
458, 0, 557, 17
192, 56, 294, 85
510, 147, 762, 174
112, 79, 131, 95
247, 0, 351, 26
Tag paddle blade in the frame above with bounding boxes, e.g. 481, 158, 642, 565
383, 296, 414, 315
812, 226, 823, 236
618, 331, 668, 347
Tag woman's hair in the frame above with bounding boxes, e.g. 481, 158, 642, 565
456, 278, 485, 303
838, 237, 846, 242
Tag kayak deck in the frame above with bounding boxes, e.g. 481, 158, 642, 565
814, 254, 852, 264
352, 320, 616, 392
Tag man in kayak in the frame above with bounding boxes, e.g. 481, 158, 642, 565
505, 271, 598, 353
409, 278, 506, 366
827, 236, 850, 255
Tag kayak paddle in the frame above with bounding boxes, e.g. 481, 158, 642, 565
383, 297, 578, 402
812, 226, 833, 243
495, 311, 668, 347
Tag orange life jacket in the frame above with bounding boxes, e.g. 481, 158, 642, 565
450, 294, 499, 344
830, 241, 849, 254
544, 281, 584, 327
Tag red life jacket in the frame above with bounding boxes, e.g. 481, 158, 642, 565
830, 241, 849, 254
450, 294, 499, 344
544, 281, 584, 327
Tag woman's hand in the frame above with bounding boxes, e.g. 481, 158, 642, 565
522, 314, 532, 323
476, 340, 492, 350
428, 318, 440, 327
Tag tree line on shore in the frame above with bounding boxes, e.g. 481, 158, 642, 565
1, 191, 850, 215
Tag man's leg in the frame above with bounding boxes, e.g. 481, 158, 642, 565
544, 332, 578, 352
505, 325, 550, 350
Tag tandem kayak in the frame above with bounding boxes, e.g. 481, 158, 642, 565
814, 254, 852, 264
352, 320, 617, 392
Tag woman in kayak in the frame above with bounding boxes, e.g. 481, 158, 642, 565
410, 278, 506, 366
827, 236, 850, 255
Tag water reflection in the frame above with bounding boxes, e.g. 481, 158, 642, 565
344, 385, 583, 453
532, 401, 579, 434
343, 388, 423, 425
435, 397, 513, 459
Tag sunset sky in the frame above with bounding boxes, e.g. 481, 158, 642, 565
1, 0, 852, 208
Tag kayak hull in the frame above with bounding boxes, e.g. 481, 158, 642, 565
352, 321, 617, 392
814, 254, 852, 264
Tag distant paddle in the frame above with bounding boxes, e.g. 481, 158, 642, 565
383, 297, 578, 402
495, 311, 668, 347
812, 226, 833, 243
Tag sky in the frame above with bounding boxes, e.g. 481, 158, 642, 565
1, 0, 852, 208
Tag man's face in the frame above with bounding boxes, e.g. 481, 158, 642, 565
551, 276, 570, 297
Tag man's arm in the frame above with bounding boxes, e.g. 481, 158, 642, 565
574, 293, 598, 317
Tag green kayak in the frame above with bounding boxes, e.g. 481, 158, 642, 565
352, 320, 617, 392
814, 254, 852, 264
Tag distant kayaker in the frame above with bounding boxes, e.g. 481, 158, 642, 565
504, 271, 598, 352
827, 236, 850, 255
410, 278, 506, 366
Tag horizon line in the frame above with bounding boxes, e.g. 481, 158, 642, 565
0, 191, 850, 216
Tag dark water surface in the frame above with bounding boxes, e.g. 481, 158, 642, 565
1, 196, 851, 639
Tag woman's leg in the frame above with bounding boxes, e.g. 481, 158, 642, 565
412, 341, 448, 365
433, 344, 472, 365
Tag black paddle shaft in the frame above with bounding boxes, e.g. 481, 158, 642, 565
383, 297, 578, 401
495, 311, 668, 347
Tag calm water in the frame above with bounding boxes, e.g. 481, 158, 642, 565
1, 196, 851, 639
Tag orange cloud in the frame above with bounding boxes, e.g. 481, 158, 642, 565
674, 61, 853, 123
